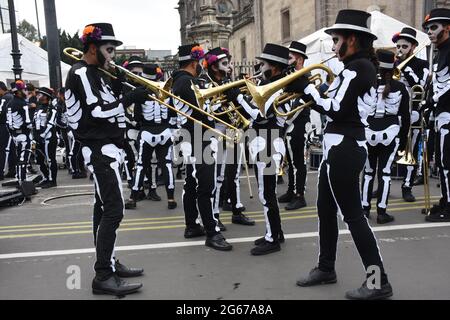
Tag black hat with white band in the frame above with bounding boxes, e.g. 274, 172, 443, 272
37, 87, 54, 99
256, 43, 290, 67
178, 43, 205, 63
325, 9, 378, 40
423, 8, 450, 28
394, 27, 419, 46
289, 41, 308, 59
80, 23, 123, 46
377, 49, 395, 70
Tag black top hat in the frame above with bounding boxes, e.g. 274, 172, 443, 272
325, 9, 377, 40
377, 49, 395, 70
81, 23, 123, 46
142, 64, 163, 80
37, 87, 54, 99
126, 56, 145, 70
423, 8, 450, 28
256, 43, 290, 67
394, 27, 419, 45
289, 41, 308, 59
178, 43, 205, 62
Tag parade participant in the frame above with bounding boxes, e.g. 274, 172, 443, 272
0, 81, 15, 180
361, 50, 411, 224
25, 83, 38, 175
292, 10, 393, 300
6, 80, 33, 183
54, 88, 71, 171
126, 64, 178, 210
172, 43, 232, 251
278, 41, 310, 210
33, 87, 58, 188
65, 22, 147, 296
224, 43, 291, 255
203, 47, 255, 230
393, 27, 430, 202
423, 8, 450, 222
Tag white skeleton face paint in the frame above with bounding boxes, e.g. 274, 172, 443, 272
218, 58, 232, 76
425, 22, 445, 43
331, 33, 346, 61
260, 60, 272, 81
130, 66, 144, 76
288, 53, 296, 66
99, 42, 117, 69
396, 39, 413, 60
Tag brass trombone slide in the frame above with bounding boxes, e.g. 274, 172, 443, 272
393, 43, 429, 80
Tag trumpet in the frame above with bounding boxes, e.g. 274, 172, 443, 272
393, 43, 429, 80
63, 47, 239, 142
244, 64, 335, 117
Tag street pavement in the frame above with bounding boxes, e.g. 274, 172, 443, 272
0, 167, 449, 300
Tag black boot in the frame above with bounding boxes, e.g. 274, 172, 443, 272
114, 260, 144, 278
425, 206, 450, 222
285, 195, 307, 210
402, 188, 416, 202
296, 267, 337, 287
184, 225, 206, 239
146, 189, 161, 201
251, 240, 281, 256
205, 233, 233, 251
345, 281, 393, 300
362, 208, 371, 219
377, 212, 395, 224
168, 200, 177, 210
92, 274, 142, 296
125, 199, 136, 210
278, 190, 294, 203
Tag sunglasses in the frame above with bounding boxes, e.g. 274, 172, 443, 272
396, 44, 410, 50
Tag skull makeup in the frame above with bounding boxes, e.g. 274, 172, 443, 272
260, 60, 273, 81
217, 57, 232, 77
396, 39, 413, 60
425, 22, 445, 44
130, 66, 144, 77
97, 42, 117, 70
331, 33, 348, 61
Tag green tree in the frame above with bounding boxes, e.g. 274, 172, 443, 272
17, 19, 38, 42
40, 29, 83, 65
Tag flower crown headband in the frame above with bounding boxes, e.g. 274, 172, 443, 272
391, 32, 401, 43
190, 46, 205, 61
203, 48, 230, 68
15, 80, 26, 91
81, 25, 103, 45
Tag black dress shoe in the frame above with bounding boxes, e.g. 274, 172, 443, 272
114, 260, 144, 278
136, 190, 146, 202
345, 281, 393, 300
377, 213, 394, 224
222, 202, 232, 212
254, 231, 285, 246
146, 189, 161, 201
125, 199, 136, 210
184, 225, 206, 239
217, 219, 227, 232
168, 200, 177, 210
92, 274, 142, 296
296, 267, 337, 287
232, 213, 255, 226
278, 191, 294, 203
251, 240, 281, 256
285, 195, 307, 210
402, 188, 416, 202
205, 233, 233, 251
425, 208, 450, 222
414, 175, 424, 186
41, 181, 57, 189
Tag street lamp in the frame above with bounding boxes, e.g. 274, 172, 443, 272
8, 0, 23, 81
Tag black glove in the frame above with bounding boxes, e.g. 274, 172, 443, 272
224, 87, 241, 103
122, 87, 149, 107
398, 139, 407, 153
111, 67, 126, 97
285, 75, 310, 94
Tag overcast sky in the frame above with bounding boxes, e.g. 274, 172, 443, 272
13, 0, 181, 54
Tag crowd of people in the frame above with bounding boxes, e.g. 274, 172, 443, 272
0, 7, 449, 300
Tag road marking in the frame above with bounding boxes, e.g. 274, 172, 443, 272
0, 222, 449, 260
0, 205, 429, 239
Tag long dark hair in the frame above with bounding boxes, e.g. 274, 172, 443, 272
380, 69, 393, 99
340, 30, 379, 69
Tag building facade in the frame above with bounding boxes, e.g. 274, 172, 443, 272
0, 0, 11, 34
178, 0, 449, 68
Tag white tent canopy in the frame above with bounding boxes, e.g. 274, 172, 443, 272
0, 33, 71, 88
298, 10, 431, 135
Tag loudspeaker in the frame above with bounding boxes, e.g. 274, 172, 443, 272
20, 181, 37, 197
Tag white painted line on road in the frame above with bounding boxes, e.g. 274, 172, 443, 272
1, 222, 449, 260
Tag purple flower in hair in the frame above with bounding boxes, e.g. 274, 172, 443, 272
81, 25, 103, 44
191, 46, 205, 60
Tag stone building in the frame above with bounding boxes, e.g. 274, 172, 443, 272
178, 0, 449, 66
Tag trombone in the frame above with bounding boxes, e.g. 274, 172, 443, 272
393, 43, 429, 80
244, 64, 335, 117
63, 47, 238, 142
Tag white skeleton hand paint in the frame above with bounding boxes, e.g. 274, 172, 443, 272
425, 22, 445, 44
99, 43, 117, 70
396, 39, 413, 60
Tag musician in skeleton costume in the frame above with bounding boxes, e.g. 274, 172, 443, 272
122, 56, 144, 189
423, 8, 450, 222
6, 80, 33, 183
224, 43, 291, 255
361, 50, 411, 224
33, 87, 58, 189
293, 10, 393, 300
0, 81, 15, 181
126, 64, 178, 210
278, 41, 310, 211
202, 47, 255, 230
65, 23, 147, 296
172, 44, 232, 251
392, 27, 430, 202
